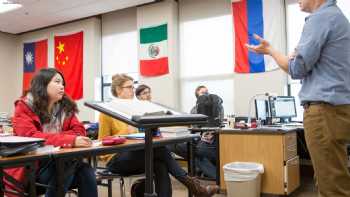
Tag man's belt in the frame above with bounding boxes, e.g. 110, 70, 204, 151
302, 101, 330, 109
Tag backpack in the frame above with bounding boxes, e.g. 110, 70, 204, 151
196, 94, 224, 127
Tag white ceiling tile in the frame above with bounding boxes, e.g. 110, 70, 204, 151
0, 0, 155, 34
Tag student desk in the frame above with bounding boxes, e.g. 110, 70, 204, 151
52, 134, 199, 197
219, 127, 301, 196
0, 134, 198, 197
0, 152, 50, 197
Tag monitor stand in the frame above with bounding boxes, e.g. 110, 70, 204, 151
279, 117, 290, 124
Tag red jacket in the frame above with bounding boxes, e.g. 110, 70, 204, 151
4, 98, 86, 195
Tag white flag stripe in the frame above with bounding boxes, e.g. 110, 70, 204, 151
263, 0, 285, 71
139, 40, 168, 61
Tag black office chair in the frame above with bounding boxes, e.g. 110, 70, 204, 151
93, 157, 144, 197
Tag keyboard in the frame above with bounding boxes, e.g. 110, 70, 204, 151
283, 123, 303, 127
264, 125, 283, 128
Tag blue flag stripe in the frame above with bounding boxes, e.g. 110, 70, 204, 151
247, 0, 265, 73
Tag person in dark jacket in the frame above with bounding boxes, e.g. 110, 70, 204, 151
6, 68, 97, 197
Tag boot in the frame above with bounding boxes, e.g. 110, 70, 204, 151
178, 175, 219, 197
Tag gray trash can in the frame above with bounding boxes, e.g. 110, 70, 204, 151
223, 162, 264, 197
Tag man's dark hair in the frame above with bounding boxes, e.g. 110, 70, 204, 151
29, 68, 78, 123
195, 85, 207, 98
135, 84, 151, 97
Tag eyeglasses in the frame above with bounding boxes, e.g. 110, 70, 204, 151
121, 85, 134, 89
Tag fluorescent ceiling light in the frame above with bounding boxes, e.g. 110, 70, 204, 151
0, 0, 22, 14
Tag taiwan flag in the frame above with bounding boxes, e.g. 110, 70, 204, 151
23, 40, 48, 92
232, 0, 283, 73
54, 31, 83, 100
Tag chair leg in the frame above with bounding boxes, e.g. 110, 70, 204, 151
107, 179, 113, 197
120, 177, 125, 197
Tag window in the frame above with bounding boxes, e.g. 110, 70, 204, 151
179, 8, 234, 115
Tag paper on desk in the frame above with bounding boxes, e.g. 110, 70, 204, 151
34, 145, 60, 154
119, 133, 145, 139
0, 133, 12, 137
92, 140, 102, 147
0, 136, 44, 143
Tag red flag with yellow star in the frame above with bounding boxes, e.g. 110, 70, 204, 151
54, 31, 83, 100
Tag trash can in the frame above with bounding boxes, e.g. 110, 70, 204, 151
223, 162, 264, 197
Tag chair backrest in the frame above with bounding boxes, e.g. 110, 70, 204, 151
196, 94, 224, 127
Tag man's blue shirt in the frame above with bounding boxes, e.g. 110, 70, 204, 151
288, 0, 350, 105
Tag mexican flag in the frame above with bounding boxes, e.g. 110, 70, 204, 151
139, 24, 169, 76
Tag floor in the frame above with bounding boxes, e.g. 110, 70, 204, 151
97, 167, 318, 197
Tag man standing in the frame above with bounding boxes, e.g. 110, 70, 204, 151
246, 0, 350, 196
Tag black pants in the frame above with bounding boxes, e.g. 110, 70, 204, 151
37, 159, 97, 197
169, 140, 217, 179
107, 147, 187, 197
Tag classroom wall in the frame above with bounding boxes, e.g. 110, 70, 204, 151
1, 0, 288, 119
0, 32, 19, 115
178, 0, 287, 116
16, 17, 102, 121
137, 0, 180, 109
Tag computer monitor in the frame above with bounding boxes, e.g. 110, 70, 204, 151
269, 96, 297, 121
255, 99, 269, 121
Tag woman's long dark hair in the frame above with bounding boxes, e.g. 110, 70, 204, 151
28, 68, 78, 123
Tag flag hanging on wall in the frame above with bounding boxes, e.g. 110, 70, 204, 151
23, 39, 48, 92
139, 24, 169, 77
232, 0, 282, 73
54, 31, 83, 100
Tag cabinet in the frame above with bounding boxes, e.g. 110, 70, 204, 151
219, 129, 300, 195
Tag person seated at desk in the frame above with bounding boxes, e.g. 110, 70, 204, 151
5, 68, 97, 197
170, 85, 223, 179
135, 84, 152, 101
98, 74, 219, 197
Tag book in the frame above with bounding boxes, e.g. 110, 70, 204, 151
119, 130, 162, 139
85, 99, 208, 127
0, 136, 45, 146
119, 133, 145, 139
96, 98, 180, 120
159, 126, 190, 138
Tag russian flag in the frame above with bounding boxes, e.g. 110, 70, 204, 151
23, 40, 48, 92
232, 0, 282, 73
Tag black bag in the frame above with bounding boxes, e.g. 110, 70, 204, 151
196, 94, 224, 127
0, 143, 41, 157
130, 178, 145, 197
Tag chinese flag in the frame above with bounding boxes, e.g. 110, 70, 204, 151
23, 40, 48, 92
54, 31, 83, 100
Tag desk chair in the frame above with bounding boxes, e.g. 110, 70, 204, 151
93, 157, 144, 197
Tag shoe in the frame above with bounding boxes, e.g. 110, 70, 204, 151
130, 178, 145, 197
178, 175, 219, 197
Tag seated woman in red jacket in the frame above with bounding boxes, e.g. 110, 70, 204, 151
6, 68, 97, 197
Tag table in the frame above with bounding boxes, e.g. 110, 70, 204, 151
219, 126, 301, 195
52, 135, 199, 197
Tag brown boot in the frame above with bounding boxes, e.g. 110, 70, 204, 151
178, 175, 219, 197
